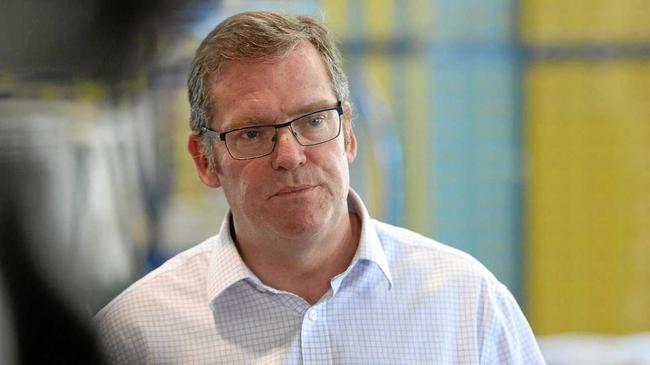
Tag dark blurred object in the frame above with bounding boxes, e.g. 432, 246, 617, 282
0, 0, 215, 86
0, 1, 224, 362
0, 159, 106, 364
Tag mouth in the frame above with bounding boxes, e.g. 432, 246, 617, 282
271, 185, 317, 198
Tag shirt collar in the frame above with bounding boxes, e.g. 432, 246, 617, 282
205, 212, 261, 305
205, 189, 393, 305
340, 189, 393, 290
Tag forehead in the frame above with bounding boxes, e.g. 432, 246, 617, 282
208, 42, 336, 129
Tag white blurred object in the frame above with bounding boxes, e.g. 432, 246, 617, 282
0, 99, 141, 312
538, 332, 650, 365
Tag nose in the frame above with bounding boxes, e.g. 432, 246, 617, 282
271, 127, 306, 170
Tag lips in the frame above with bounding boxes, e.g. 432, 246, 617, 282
271, 184, 317, 198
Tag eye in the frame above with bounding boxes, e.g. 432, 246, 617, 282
236, 129, 260, 140
307, 117, 324, 127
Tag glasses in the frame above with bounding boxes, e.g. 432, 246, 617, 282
199, 101, 343, 160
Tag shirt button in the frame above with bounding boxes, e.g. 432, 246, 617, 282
307, 309, 318, 321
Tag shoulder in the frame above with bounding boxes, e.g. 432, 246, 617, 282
94, 237, 215, 326
93, 237, 219, 363
371, 221, 546, 361
373, 219, 497, 281
369, 219, 514, 307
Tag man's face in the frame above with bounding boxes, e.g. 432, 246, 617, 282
194, 42, 357, 242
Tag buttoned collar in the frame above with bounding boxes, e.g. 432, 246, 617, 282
205, 189, 393, 305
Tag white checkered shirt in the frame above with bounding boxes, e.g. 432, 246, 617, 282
95, 190, 545, 364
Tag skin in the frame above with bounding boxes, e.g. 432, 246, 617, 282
188, 42, 360, 304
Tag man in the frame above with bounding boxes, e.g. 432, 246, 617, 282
96, 11, 546, 364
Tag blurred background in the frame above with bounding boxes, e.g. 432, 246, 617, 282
1, 0, 648, 363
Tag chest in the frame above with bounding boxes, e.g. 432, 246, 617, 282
144, 284, 482, 364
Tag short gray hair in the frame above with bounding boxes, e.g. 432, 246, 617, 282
187, 11, 349, 169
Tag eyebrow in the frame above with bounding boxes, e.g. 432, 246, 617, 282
293, 100, 335, 115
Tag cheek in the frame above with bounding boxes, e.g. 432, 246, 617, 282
315, 145, 350, 186
216, 158, 249, 198
228, 163, 267, 198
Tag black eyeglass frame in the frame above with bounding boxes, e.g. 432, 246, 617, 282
199, 101, 344, 160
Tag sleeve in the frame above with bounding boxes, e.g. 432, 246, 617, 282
479, 283, 547, 365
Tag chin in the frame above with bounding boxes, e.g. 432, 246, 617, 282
270, 210, 327, 238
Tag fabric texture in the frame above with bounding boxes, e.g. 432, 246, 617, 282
95, 190, 546, 364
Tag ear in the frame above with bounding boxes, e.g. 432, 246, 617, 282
342, 101, 357, 163
188, 133, 221, 188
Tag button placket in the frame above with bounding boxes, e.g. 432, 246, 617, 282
301, 304, 333, 364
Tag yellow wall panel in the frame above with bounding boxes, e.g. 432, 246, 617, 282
321, 0, 348, 38
363, 55, 392, 101
406, 0, 435, 40
522, 0, 650, 44
403, 55, 431, 234
361, 55, 392, 217
362, 0, 394, 40
526, 61, 650, 334
173, 88, 203, 204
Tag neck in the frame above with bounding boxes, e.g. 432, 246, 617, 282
234, 211, 361, 305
